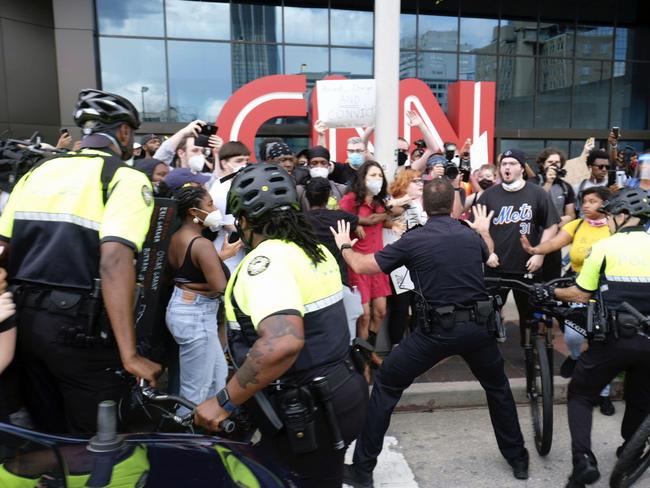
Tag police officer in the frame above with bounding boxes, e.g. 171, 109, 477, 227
331, 177, 529, 487
0, 89, 161, 433
546, 188, 650, 488
194, 163, 368, 488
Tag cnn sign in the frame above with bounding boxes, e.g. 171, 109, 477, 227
216, 74, 495, 163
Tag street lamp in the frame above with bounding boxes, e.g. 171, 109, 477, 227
140, 86, 149, 119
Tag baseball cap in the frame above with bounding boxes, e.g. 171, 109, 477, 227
426, 154, 447, 168
500, 149, 526, 166
141, 134, 160, 145
163, 168, 210, 190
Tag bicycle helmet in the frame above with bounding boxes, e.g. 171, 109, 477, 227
73, 89, 141, 131
227, 163, 299, 224
600, 187, 650, 218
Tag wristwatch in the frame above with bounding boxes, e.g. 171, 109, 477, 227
216, 387, 238, 414
339, 243, 353, 252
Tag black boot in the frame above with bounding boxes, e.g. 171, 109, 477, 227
567, 451, 600, 486
507, 448, 529, 480
343, 463, 374, 488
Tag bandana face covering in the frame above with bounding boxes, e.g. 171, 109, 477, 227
586, 217, 608, 227
501, 179, 525, 192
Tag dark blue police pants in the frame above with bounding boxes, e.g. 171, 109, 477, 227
352, 321, 525, 473
567, 335, 650, 456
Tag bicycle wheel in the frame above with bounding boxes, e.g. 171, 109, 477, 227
610, 414, 650, 487
526, 335, 553, 456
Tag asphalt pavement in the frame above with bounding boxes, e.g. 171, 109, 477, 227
344, 401, 639, 488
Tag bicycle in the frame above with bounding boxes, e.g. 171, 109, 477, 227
485, 276, 574, 456
609, 303, 650, 488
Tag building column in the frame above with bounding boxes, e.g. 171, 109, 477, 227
373, 0, 400, 182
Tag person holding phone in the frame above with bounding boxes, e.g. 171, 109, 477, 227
574, 149, 612, 216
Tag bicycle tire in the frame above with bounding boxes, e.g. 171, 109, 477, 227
610, 414, 650, 487
526, 335, 553, 456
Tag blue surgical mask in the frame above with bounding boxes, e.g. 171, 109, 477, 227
349, 153, 364, 169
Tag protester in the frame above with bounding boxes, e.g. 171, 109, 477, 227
141, 133, 161, 158
574, 149, 611, 210
153, 120, 222, 168
464, 164, 497, 212
166, 186, 228, 413
329, 136, 368, 188
163, 167, 210, 192
135, 158, 170, 193
296, 145, 347, 211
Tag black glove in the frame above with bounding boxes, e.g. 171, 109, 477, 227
532, 284, 554, 304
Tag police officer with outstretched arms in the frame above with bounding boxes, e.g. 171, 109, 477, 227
331, 177, 529, 488
540, 188, 650, 488
194, 163, 368, 487
0, 89, 161, 433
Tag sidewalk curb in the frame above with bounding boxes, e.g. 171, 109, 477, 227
394, 377, 624, 411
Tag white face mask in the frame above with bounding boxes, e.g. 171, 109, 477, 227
188, 154, 205, 173
501, 180, 525, 192
366, 179, 383, 196
309, 167, 329, 179
228, 162, 246, 174
194, 209, 223, 231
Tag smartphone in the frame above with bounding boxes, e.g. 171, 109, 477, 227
607, 169, 617, 187
195, 123, 218, 147
59, 128, 69, 135
228, 230, 240, 244
616, 170, 627, 187
612, 126, 620, 139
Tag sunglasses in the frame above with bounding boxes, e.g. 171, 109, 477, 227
594, 165, 610, 170
412, 178, 424, 184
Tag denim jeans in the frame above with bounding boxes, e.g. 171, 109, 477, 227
166, 287, 228, 414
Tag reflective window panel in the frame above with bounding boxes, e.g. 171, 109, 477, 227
610, 61, 650, 130
231, 2, 282, 42
496, 56, 535, 128
418, 15, 458, 51
284, 6, 328, 45
400, 50, 417, 78
460, 18, 498, 53
459, 54, 497, 81
418, 52, 457, 111
575, 25, 613, 60
572, 60, 611, 129
165, 0, 230, 40
231, 44, 282, 90
499, 21, 538, 57
96, 0, 164, 37
400, 13, 417, 49
330, 9, 373, 47
535, 58, 572, 128
331, 48, 373, 77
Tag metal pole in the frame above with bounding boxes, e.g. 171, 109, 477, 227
374, 0, 400, 182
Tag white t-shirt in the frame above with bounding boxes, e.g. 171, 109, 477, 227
209, 179, 245, 274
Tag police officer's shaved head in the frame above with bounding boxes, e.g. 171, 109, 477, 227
423, 177, 454, 216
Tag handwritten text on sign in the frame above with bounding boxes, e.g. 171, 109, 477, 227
316, 79, 376, 128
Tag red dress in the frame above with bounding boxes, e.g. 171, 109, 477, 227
339, 193, 391, 304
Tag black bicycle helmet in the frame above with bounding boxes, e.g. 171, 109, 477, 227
73, 89, 141, 131
227, 163, 299, 223
601, 187, 650, 218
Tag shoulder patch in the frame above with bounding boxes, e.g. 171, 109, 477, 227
247, 255, 270, 276
141, 185, 153, 206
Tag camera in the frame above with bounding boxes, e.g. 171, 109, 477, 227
443, 142, 471, 182
413, 139, 426, 149
195, 123, 218, 147
545, 166, 566, 179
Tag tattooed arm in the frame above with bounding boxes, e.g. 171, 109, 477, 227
194, 313, 304, 431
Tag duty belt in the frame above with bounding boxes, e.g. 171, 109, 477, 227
13, 286, 94, 317
274, 359, 356, 394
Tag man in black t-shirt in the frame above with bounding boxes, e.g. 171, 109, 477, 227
478, 149, 559, 341
304, 178, 362, 342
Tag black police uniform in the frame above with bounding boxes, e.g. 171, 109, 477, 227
567, 225, 650, 461
350, 215, 526, 476
0, 137, 154, 433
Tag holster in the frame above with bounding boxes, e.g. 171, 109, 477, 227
475, 299, 495, 328
275, 386, 318, 454
432, 305, 456, 330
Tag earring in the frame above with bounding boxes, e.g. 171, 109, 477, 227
193, 217, 200, 224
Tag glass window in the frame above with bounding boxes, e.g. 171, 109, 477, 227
330, 9, 373, 47
231, 2, 282, 42
572, 61, 610, 128
400, 50, 417, 78
284, 7, 328, 45
535, 58, 572, 128
400, 13, 417, 49
96, 0, 164, 37
231, 44, 282, 90
610, 61, 650, 130
418, 53, 457, 111
331, 48, 372, 77
418, 15, 458, 51
618, 26, 650, 61
576, 25, 613, 60
545, 140, 570, 156
614, 28, 628, 60
496, 56, 535, 128
165, 0, 230, 40
167, 41, 232, 122
460, 18, 498, 53
99, 38, 167, 122
460, 54, 497, 81
499, 139, 545, 159
498, 21, 538, 56
284, 45, 329, 80
539, 22, 575, 58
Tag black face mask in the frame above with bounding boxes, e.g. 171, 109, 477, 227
478, 179, 494, 190
397, 151, 408, 166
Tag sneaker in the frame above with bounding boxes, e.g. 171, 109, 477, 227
342, 464, 374, 488
599, 397, 615, 416
507, 448, 529, 480
560, 357, 577, 379
568, 451, 600, 485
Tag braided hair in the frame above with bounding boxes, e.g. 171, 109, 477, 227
174, 185, 208, 220
250, 208, 326, 265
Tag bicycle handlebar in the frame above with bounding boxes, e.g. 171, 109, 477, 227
137, 380, 236, 434
484, 276, 574, 295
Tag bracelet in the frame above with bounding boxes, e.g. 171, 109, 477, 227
339, 243, 353, 252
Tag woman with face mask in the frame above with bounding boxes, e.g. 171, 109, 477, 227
296, 145, 347, 211
166, 185, 232, 414
464, 164, 498, 212
339, 161, 395, 366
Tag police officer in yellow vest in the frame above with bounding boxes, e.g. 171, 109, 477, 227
0, 89, 161, 433
542, 188, 650, 488
194, 163, 368, 488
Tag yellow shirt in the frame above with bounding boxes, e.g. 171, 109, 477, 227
562, 219, 611, 272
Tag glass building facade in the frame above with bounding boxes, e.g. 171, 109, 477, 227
95, 0, 650, 157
